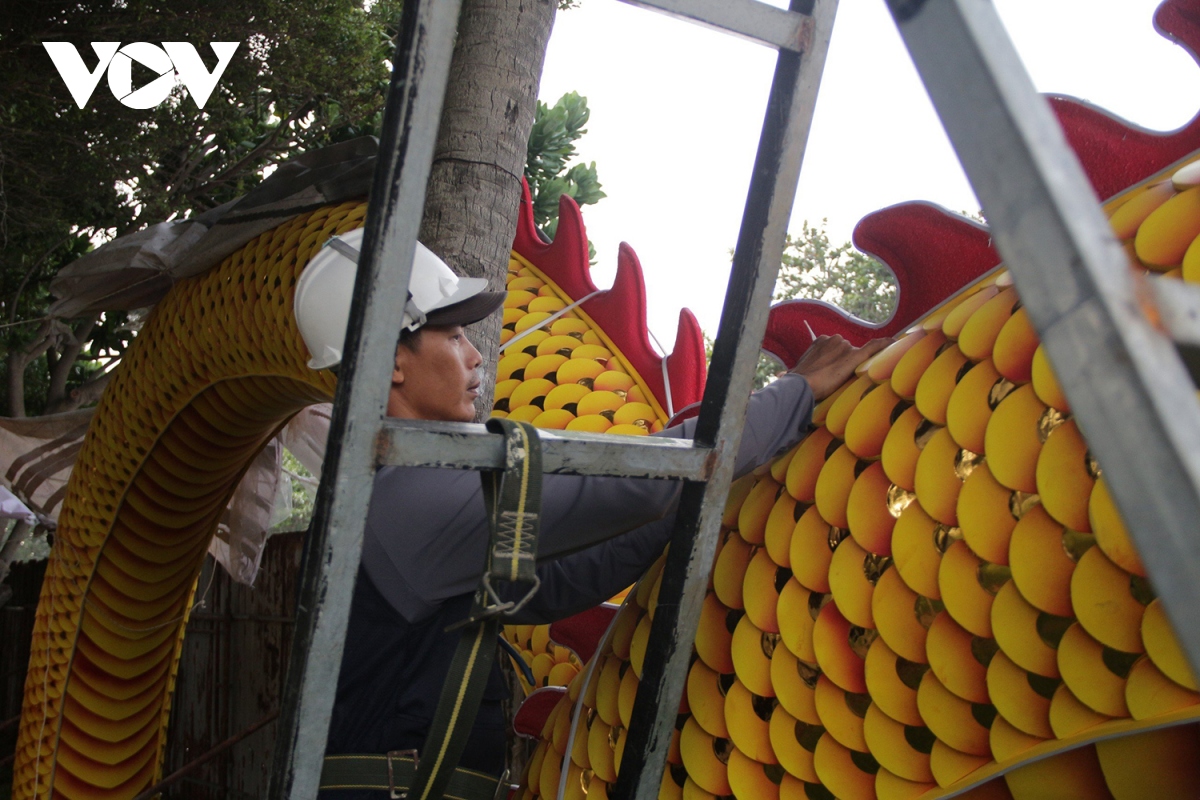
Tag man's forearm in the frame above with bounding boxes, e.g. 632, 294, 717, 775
500, 375, 817, 623
364, 372, 816, 622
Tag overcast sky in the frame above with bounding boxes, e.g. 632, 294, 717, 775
536, 0, 1200, 351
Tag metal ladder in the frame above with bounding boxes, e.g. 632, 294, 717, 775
267, 1, 1200, 798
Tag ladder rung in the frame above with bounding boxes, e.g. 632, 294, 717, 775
616, 0, 813, 53
376, 419, 714, 481
1151, 276, 1200, 384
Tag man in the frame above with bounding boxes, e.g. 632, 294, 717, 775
294, 231, 888, 797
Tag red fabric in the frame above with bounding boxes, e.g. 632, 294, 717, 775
762, 203, 1000, 369
516, 1, 1200, 402
512, 686, 567, 738
511, 182, 707, 413
765, 0, 1200, 368
1050, 0, 1200, 202
549, 604, 619, 664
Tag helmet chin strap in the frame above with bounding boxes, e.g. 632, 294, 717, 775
325, 237, 429, 331
325, 237, 360, 262
403, 296, 427, 331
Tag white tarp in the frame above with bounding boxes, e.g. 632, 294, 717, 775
0, 404, 331, 586
0, 486, 38, 526
5, 137, 366, 586
49, 137, 379, 318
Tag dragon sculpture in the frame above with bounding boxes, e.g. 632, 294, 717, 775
12, 1, 1200, 798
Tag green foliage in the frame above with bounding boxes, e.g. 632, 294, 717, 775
754, 352, 786, 390
0, 3, 604, 418
776, 220, 897, 324
525, 92, 605, 243
0, 0, 405, 415
3, 0, 404, 238
703, 330, 786, 394
271, 450, 318, 533
705, 222, 899, 390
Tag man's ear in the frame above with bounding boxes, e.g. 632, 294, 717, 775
391, 345, 407, 387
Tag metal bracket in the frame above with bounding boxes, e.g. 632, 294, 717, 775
1149, 275, 1200, 385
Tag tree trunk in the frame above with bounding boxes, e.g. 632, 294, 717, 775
5, 320, 61, 418
420, 0, 557, 421
44, 316, 96, 413
6, 352, 28, 418
44, 368, 112, 416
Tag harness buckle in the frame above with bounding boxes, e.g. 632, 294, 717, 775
443, 574, 542, 632
492, 768, 512, 800
386, 749, 419, 799
487, 573, 541, 617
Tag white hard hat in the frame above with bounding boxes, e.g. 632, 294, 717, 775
293, 227, 504, 370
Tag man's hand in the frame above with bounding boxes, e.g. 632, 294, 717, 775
789, 335, 892, 401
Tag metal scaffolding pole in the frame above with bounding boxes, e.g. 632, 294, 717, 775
612, 1, 838, 796
268, 1, 463, 796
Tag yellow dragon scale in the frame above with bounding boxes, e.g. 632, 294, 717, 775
16, 145, 1200, 798
12, 188, 668, 796
11, 203, 355, 798
512, 156, 1200, 800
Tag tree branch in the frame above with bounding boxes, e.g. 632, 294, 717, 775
45, 363, 113, 414
5, 319, 61, 417
5, 352, 26, 419
45, 315, 97, 412
8, 234, 72, 323
196, 99, 315, 193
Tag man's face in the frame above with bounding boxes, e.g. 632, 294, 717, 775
388, 325, 483, 422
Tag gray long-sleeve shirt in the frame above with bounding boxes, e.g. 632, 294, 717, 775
361, 373, 815, 624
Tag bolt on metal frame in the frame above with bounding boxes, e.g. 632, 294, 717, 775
268, 1, 838, 798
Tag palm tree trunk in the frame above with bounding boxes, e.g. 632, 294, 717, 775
420, 0, 557, 420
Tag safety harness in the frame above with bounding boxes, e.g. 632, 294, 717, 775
319, 418, 542, 799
